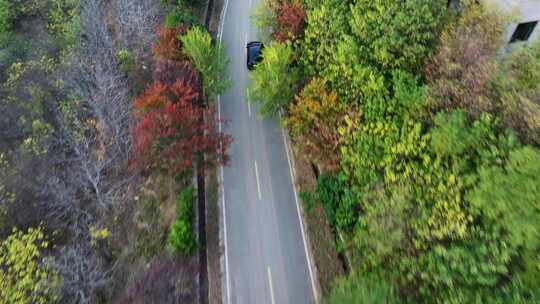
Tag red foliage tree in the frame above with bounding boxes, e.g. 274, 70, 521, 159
273, 1, 306, 42
153, 59, 200, 89
132, 79, 231, 175
152, 26, 188, 61
134, 79, 199, 111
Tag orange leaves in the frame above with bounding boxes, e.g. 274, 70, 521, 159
134, 80, 199, 111
152, 26, 188, 61
285, 78, 355, 171
134, 82, 169, 110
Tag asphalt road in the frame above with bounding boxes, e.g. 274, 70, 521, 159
217, 0, 316, 303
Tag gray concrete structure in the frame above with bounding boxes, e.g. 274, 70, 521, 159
485, 0, 540, 44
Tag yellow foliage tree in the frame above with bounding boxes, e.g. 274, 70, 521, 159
0, 227, 60, 304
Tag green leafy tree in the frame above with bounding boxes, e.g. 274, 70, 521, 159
468, 146, 540, 254
0, 227, 60, 304
300, 0, 349, 77
248, 42, 300, 116
349, 0, 447, 73
251, 0, 279, 42
181, 26, 230, 99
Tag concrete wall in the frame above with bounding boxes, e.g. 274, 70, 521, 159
484, 0, 540, 44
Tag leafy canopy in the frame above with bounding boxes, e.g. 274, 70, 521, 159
181, 26, 230, 98
349, 0, 447, 73
248, 42, 300, 117
285, 78, 354, 170
0, 227, 60, 304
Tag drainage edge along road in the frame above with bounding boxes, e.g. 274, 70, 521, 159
197, 0, 221, 303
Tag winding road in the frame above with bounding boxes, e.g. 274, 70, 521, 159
217, 0, 317, 303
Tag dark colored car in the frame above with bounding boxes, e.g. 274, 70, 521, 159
246, 41, 264, 70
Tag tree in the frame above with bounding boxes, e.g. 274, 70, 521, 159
52, 244, 109, 304
251, 0, 279, 42
349, 0, 447, 73
0, 227, 60, 304
300, 0, 349, 77
153, 59, 200, 89
114, 0, 161, 60
180, 26, 230, 99
248, 42, 300, 116
285, 78, 354, 170
134, 80, 199, 111
467, 147, 540, 254
153, 25, 188, 61
491, 40, 540, 145
273, 0, 306, 42
425, 2, 506, 116
132, 79, 231, 175
465, 147, 540, 299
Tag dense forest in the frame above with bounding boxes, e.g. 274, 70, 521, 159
251, 0, 540, 302
0, 0, 228, 303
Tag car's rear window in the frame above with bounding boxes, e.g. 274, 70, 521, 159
249, 46, 260, 59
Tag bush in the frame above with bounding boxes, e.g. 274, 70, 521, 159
167, 186, 197, 255
313, 174, 358, 232
164, 8, 199, 28
176, 0, 204, 8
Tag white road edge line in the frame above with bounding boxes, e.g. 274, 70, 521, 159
217, 0, 231, 302
247, 100, 252, 117
218, 0, 229, 42
254, 161, 262, 200
281, 124, 319, 303
267, 266, 276, 304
